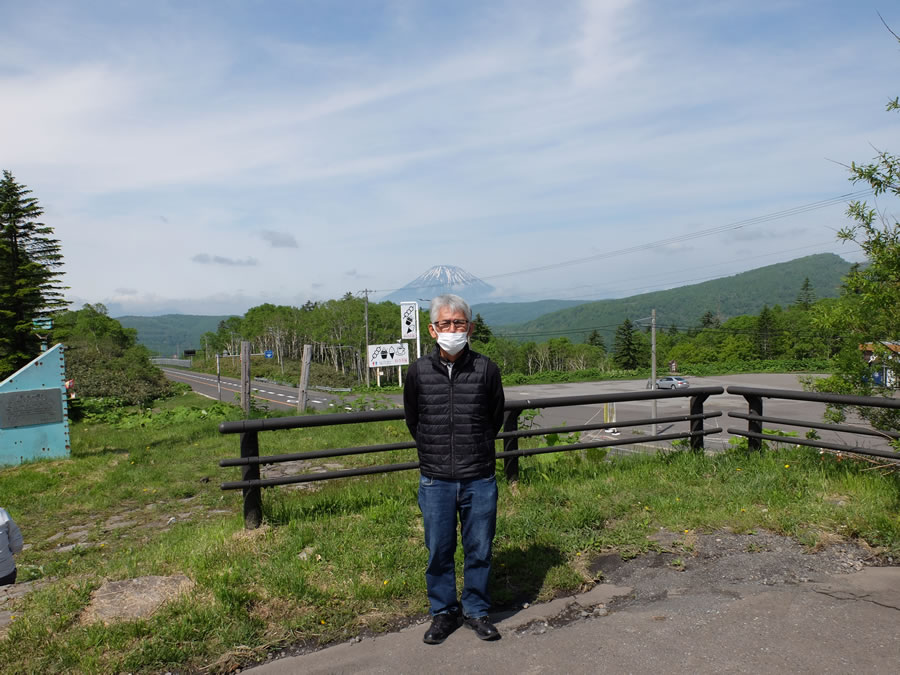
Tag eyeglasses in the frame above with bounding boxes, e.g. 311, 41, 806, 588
432, 319, 469, 331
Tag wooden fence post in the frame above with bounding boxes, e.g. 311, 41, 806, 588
503, 409, 520, 482
297, 344, 312, 413
689, 394, 708, 452
240, 431, 262, 529
747, 395, 763, 451
240, 341, 251, 418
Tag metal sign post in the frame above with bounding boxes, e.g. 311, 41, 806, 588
400, 302, 420, 359
369, 343, 410, 386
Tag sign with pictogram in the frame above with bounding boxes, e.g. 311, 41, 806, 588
368, 343, 410, 368
400, 302, 419, 340
264, 350, 274, 359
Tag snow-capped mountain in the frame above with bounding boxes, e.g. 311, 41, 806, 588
383, 265, 496, 305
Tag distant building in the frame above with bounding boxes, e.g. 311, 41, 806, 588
859, 341, 900, 388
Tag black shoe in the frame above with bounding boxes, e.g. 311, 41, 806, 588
464, 615, 500, 641
423, 613, 460, 645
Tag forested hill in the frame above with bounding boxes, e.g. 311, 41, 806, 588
497, 253, 853, 341
471, 299, 589, 325
116, 314, 234, 356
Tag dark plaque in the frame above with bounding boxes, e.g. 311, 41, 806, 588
0, 389, 64, 429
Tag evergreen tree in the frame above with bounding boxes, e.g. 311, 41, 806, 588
699, 310, 720, 329
470, 313, 493, 342
755, 305, 776, 359
612, 318, 640, 369
586, 329, 606, 352
0, 171, 67, 377
795, 277, 816, 310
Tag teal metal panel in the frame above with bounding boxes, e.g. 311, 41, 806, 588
0, 344, 70, 466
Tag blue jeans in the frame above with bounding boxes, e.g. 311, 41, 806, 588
418, 474, 498, 618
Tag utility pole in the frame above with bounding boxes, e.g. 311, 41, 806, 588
651, 308, 657, 437
362, 289, 373, 387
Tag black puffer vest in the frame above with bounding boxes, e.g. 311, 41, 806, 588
406, 346, 502, 480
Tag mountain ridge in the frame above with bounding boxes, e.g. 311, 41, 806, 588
497, 253, 852, 341
116, 254, 853, 352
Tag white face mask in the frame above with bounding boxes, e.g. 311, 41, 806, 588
436, 331, 468, 356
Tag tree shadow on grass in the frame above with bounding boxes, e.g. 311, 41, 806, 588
490, 543, 566, 620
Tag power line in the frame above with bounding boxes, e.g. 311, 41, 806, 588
480, 189, 875, 282
510, 241, 863, 303
370, 189, 874, 294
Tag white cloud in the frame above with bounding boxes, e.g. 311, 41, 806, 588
2, 1, 897, 313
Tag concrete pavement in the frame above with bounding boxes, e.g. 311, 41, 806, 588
247, 564, 900, 674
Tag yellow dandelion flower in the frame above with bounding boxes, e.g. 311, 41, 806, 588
320, 620, 326, 625
383, 580, 388, 585
784, 464, 790, 468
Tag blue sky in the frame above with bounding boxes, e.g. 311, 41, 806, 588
2, 0, 897, 316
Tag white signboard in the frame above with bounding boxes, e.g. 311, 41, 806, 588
400, 302, 419, 340
368, 343, 410, 368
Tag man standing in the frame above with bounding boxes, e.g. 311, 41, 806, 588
403, 294, 505, 645
0, 507, 23, 586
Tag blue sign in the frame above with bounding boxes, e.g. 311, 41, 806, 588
264, 350, 274, 359
0, 344, 70, 467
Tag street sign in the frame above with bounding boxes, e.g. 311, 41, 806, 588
368, 343, 410, 368
264, 350, 274, 359
400, 302, 419, 340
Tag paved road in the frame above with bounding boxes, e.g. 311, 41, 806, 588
163, 369, 893, 454
499, 373, 839, 454
160, 367, 347, 412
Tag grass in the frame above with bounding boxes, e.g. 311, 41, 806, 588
1, 393, 898, 673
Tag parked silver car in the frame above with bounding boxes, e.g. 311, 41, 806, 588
656, 376, 689, 389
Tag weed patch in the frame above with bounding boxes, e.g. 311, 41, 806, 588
0, 394, 897, 672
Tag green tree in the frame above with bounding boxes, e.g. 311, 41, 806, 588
586, 329, 606, 352
612, 318, 640, 369
470, 313, 493, 342
0, 171, 67, 377
52, 304, 170, 407
699, 310, 720, 330
795, 277, 816, 310
809, 33, 900, 433
755, 305, 776, 359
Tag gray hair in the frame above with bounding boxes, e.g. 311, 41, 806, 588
429, 294, 472, 323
